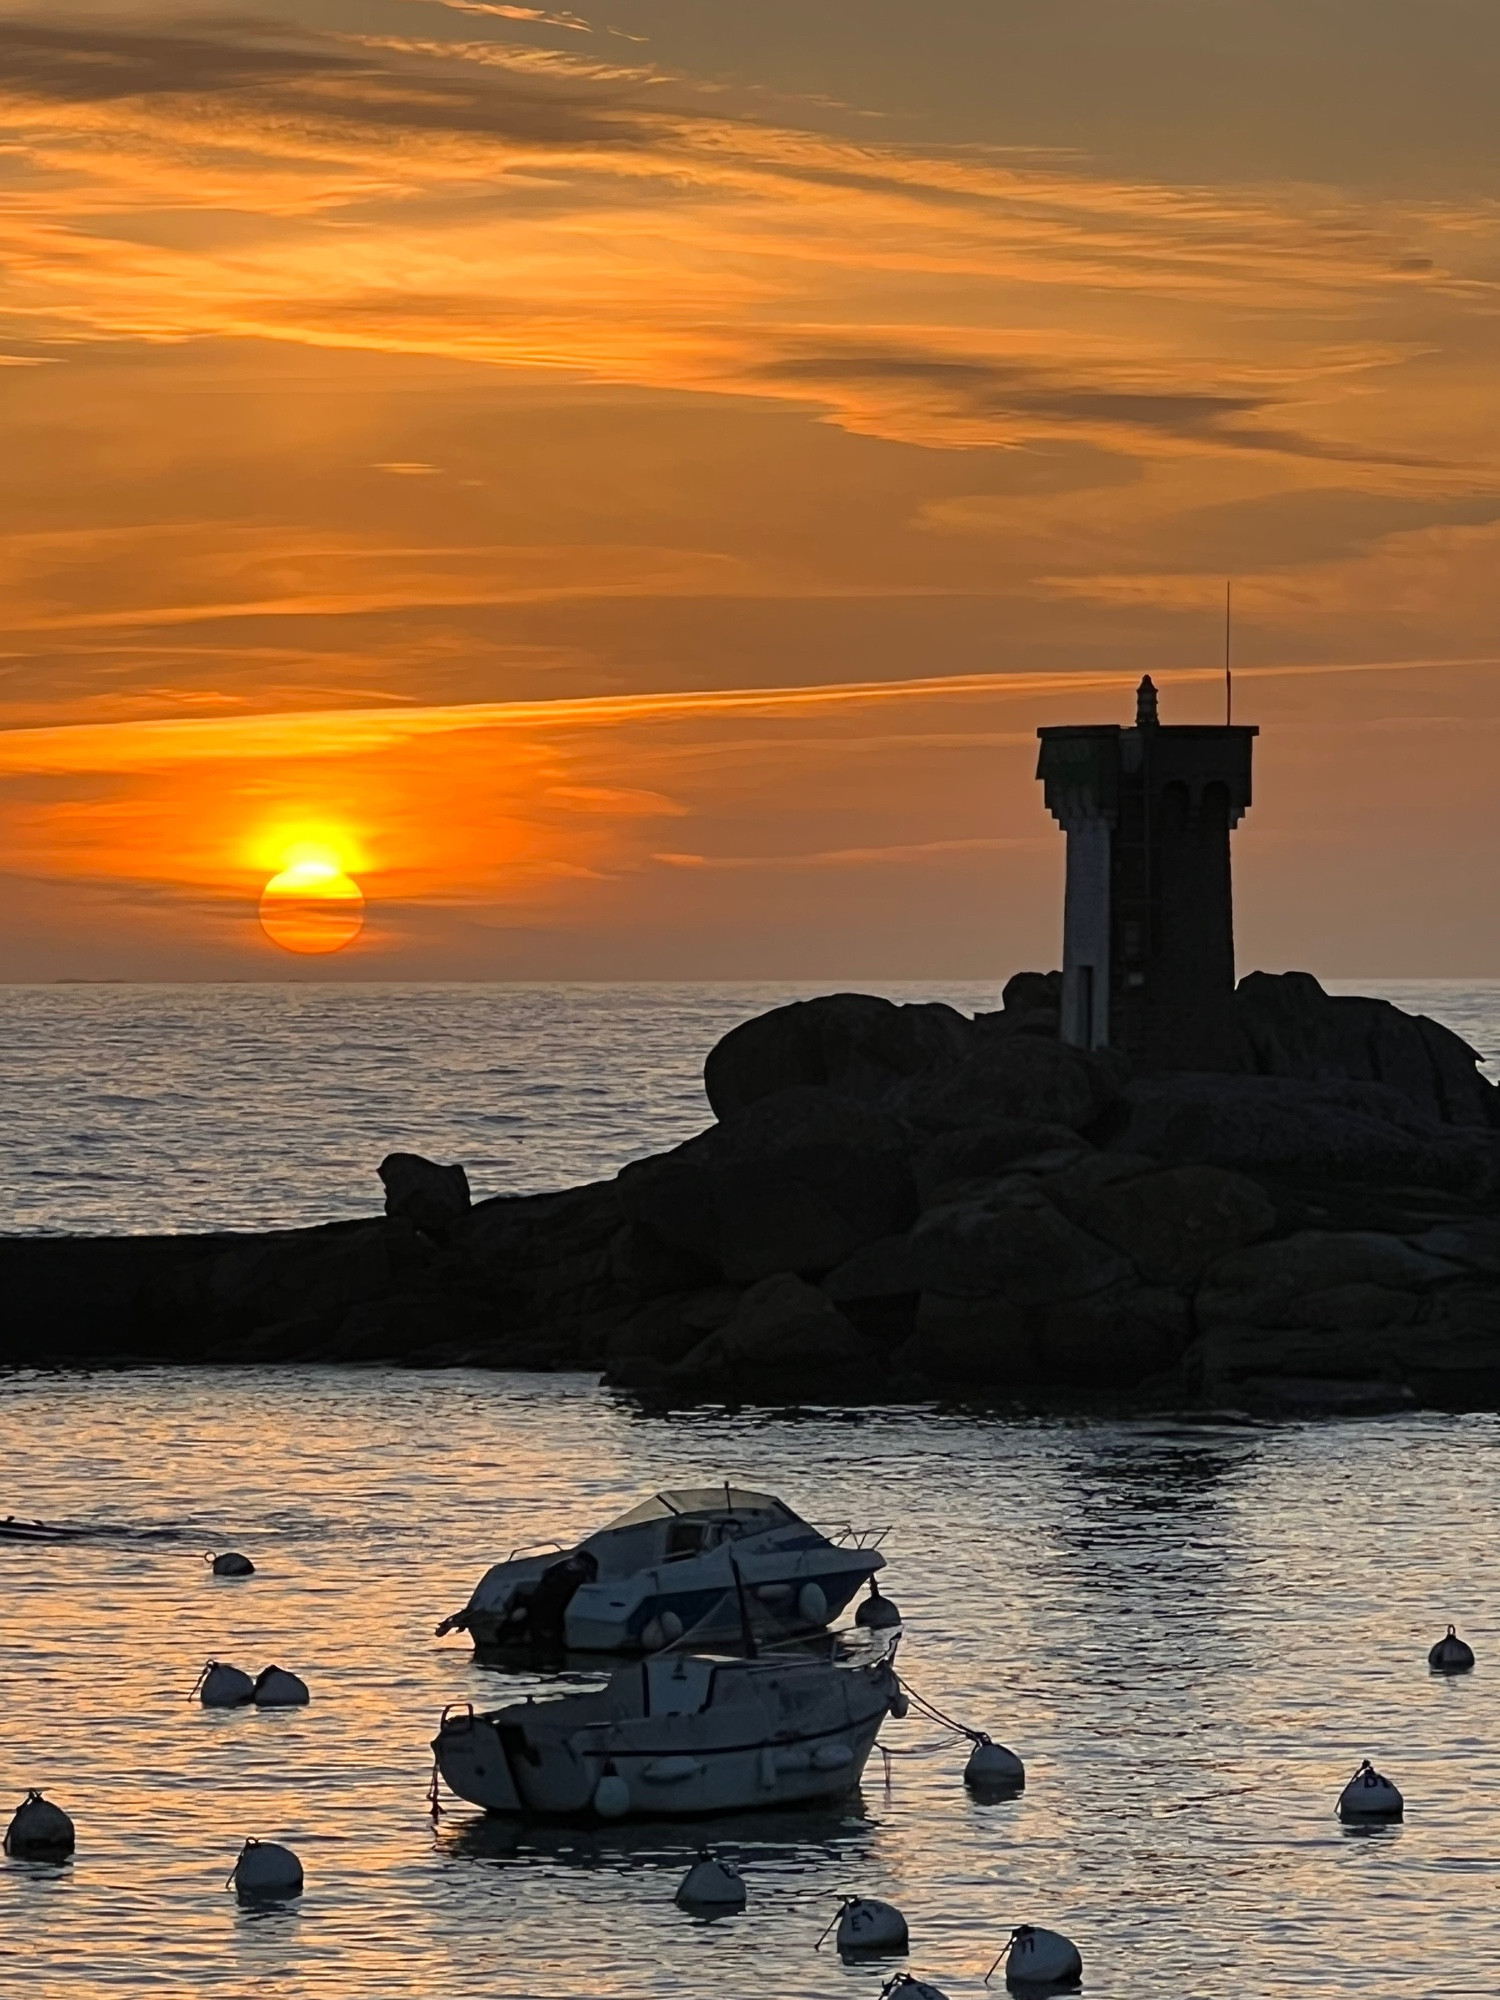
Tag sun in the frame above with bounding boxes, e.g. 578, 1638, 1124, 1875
258, 843, 365, 955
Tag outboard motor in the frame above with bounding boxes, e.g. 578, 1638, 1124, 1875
497, 1548, 598, 1650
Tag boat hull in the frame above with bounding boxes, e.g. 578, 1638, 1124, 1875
434, 1659, 898, 1822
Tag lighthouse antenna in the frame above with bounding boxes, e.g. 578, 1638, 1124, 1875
1224, 579, 1233, 725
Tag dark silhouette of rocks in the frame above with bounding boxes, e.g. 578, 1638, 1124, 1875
3, 971, 1498, 1416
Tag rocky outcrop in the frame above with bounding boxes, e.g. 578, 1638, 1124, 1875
378, 1152, 471, 1235
4, 975, 1499, 1416
1234, 971, 1500, 1130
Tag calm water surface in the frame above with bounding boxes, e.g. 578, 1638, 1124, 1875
5, 980, 1500, 1994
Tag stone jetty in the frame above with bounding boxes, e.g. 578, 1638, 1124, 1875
3, 970, 1498, 1415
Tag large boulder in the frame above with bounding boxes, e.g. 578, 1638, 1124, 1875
704, 993, 973, 1119
892, 1038, 1121, 1135
1235, 970, 1500, 1129
673, 1274, 873, 1386
908, 1281, 1187, 1390
1114, 1074, 1497, 1191
378, 1152, 471, 1235
910, 1180, 1132, 1303
1045, 1160, 1277, 1287
914, 1121, 1088, 1203
1197, 1230, 1460, 1332
617, 1086, 915, 1283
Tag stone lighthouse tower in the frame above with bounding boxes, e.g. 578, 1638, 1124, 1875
1036, 678, 1256, 1071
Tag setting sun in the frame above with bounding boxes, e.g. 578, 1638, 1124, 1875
258, 850, 365, 955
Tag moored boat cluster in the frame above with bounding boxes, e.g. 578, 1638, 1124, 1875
1, 1481, 1481, 1992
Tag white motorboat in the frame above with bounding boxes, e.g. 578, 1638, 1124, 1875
436, 1485, 888, 1655
432, 1644, 903, 1821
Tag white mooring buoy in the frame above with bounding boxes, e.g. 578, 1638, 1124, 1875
206, 1551, 255, 1577
4, 1790, 75, 1861
194, 1660, 256, 1708
1337, 1759, 1403, 1822
880, 1976, 950, 2000
989, 1925, 1084, 1990
856, 1580, 903, 1631
252, 1666, 310, 1708
676, 1852, 746, 1910
821, 1895, 908, 1955
1428, 1625, 1476, 1674
228, 1839, 303, 1901
965, 1733, 1026, 1792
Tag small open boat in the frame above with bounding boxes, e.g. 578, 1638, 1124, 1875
436, 1486, 888, 1655
432, 1643, 903, 1821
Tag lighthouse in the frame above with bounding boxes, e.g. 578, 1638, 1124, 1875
1036, 678, 1256, 1071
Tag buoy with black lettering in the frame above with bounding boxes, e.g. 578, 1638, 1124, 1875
206, 1551, 255, 1577
4, 1790, 75, 1861
252, 1666, 310, 1707
965, 1732, 1026, 1793
194, 1660, 255, 1708
1337, 1759, 1403, 1822
818, 1895, 908, 1956
676, 1851, 746, 1910
1428, 1625, 1475, 1674
855, 1580, 903, 1631
988, 1925, 1083, 1990
228, 1839, 303, 1901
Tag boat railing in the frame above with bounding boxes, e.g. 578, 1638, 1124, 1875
497, 1538, 570, 1565
811, 1521, 892, 1550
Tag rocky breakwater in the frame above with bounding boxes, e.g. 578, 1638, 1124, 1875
4, 972, 1499, 1414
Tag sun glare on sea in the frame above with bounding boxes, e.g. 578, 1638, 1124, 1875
258, 843, 365, 955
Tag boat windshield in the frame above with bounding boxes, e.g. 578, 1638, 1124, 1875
599, 1487, 795, 1533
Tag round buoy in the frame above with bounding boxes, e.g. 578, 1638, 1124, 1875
676, 1853, 746, 1910
593, 1771, 630, 1819
965, 1733, 1026, 1792
1428, 1625, 1475, 1674
229, 1839, 303, 1901
640, 1618, 665, 1652
4, 1790, 75, 1861
996, 1924, 1083, 1989
836, 1896, 909, 1955
879, 1977, 949, 2000
252, 1666, 310, 1708
195, 1660, 255, 1708
1338, 1759, 1403, 1822
206, 1551, 255, 1578
798, 1581, 828, 1626
856, 1581, 903, 1631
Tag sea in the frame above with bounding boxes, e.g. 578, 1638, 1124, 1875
4, 978, 1500, 2000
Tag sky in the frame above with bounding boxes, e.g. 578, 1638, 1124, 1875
0, 1, 1496, 980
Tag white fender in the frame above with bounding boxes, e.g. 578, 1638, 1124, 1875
798, 1582, 828, 1626
642, 1756, 703, 1784
593, 1773, 630, 1819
